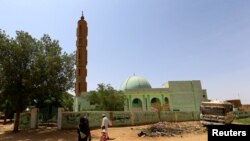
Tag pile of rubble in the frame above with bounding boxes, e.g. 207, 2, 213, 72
137, 121, 207, 137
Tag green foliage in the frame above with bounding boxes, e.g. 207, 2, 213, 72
87, 83, 125, 111
233, 117, 250, 125
0, 29, 75, 130
29, 34, 75, 109
0, 30, 34, 112
59, 92, 74, 111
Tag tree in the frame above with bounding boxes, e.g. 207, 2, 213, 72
0, 30, 36, 131
87, 83, 125, 111
59, 92, 74, 111
29, 34, 75, 111
0, 29, 75, 131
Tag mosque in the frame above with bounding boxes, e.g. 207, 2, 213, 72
73, 14, 208, 112
120, 75, 207, 112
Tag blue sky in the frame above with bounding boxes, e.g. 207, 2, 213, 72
1, 0, 250, 104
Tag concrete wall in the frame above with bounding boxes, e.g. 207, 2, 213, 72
234, 111, 250, 119
132, 111, 159, 125
170, 93, 196, 111
168, 81, 194, 92
60, 111, 108, 129
74, 94, 96, 112
111, 111, 132, 126
58, 110, 200, 129
161, 111, 199, 121
19, 108, 200, 130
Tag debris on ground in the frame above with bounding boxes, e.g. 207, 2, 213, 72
137, 121, 207, 137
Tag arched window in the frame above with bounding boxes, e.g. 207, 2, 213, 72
132, 98, 143, 111
150, 97, 161, 111
164, 97, 170, 111
165, 97, 169, 104
151, 98, 161, 104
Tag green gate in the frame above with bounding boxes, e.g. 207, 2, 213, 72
38, 106, 58, 127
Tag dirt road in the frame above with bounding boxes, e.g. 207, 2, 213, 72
0, 123, 207, 141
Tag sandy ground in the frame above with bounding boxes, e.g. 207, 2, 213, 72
0, 123, 207, 141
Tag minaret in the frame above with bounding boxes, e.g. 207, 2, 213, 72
75, 12, 88, 96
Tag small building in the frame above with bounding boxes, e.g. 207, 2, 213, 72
239, 105, 250, 111
226, 99, 242, 109
121, 75, 208, 112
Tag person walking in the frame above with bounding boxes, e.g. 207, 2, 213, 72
77, 117, 92, 141
101, 114, 112, 139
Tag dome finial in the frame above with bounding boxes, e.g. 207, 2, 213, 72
81, 11, 84, 20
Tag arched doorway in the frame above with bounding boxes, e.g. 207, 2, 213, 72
151, 97, 161, 104
132, 98, 143, 111
163, 97, 170, 110
151, 97, 161, 111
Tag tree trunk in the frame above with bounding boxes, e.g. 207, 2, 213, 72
13, 111, 20, 132
3, 115, 7, 125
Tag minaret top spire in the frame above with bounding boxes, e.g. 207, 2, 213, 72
81, 11, 84, 20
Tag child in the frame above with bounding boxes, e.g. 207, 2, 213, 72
100, 129, 107, 141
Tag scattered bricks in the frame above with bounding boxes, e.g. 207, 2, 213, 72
137, 121, 207, 138
137, 131, 147, 137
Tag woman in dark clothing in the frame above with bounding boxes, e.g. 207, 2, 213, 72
77, 117, 91, 141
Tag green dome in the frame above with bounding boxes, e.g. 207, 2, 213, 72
120, 75, 152, 91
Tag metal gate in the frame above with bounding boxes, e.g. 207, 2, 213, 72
38, 106, 58, 127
